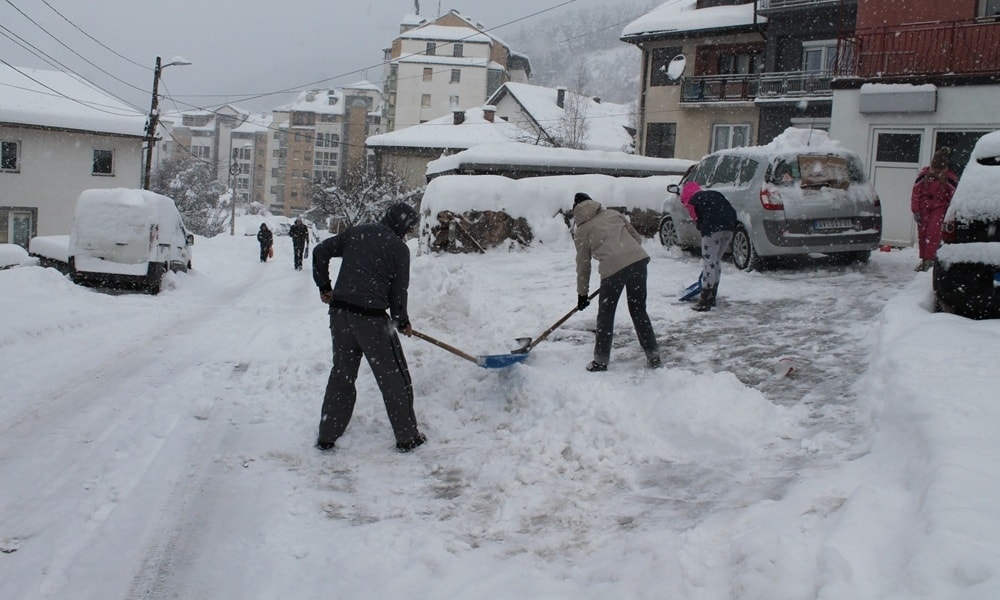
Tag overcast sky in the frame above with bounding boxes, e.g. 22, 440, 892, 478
1, 0, 608, 115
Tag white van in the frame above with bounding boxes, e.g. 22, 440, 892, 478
68, 188, 194, 294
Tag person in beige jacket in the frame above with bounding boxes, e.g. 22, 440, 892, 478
572, 192, 661, 372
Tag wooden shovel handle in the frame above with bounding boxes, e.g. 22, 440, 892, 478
528, 289, 600, 351
410, 329, 479, 364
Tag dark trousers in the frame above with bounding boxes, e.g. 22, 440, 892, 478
293, 242, 305, 269
259, 243, 269, 262
594, 258, 659, 364
319, 308, 419, 445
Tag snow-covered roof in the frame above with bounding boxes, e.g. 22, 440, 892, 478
233, 113, 273, 134
344, 80, 381, 93
366, 107, 527, 150
425, 142, 694, 178
488, 82, 635, 153
287, 89, 346, 115
0, 64, 146, 137
396, 55, 492, 68
622, 0, 764, 40
399, 24, 491, 44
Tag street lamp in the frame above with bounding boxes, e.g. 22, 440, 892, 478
143, 55, 191, 190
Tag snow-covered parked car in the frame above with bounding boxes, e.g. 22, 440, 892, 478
660, 128, 883, 270
68, 188, 193, 295
933, 130, 1000, 319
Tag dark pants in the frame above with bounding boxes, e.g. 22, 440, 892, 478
259, 243, 270, 262
293, 242, 305, 270
319, 308, 419, 445
594, 258, 659, 365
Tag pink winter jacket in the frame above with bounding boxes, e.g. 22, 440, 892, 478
910, 167, 958, 217
679, 181, 701, 221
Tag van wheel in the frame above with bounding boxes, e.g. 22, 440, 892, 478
658, 216, 679, 248
146, 262, 164, 295
731, 227, 760, 271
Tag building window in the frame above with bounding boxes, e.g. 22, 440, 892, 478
450, 69, 461, 83
453, 43, 463, 57
423, 67, 433, 82
980, 0, 1000, 17
711, 124, 751, 152
718, 52, 762, 75
421, 94, 432, 108
192, 146, 211, 159
92, 149, 114, 175
802, 40, 838, 73
644, 123, 677, 158
1, 140, 19, 172
449, 95, 460, 108
426, 42, 436, 56
650, 46, 683, 86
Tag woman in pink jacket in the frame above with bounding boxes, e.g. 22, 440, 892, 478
911, 148, 958, 271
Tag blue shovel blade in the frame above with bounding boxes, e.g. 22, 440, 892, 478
679, 278, 702, 301
477, 353, 529, 369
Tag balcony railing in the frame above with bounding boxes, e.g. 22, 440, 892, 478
838, 19, 1000, 78
757, 0, 849, 13
680, 71, 833, 103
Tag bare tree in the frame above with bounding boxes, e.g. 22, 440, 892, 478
151, 156, 229, 237
556, 61, 591, 150
306, 165, 420, 232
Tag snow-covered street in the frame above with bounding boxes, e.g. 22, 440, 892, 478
2, 232, 998, 599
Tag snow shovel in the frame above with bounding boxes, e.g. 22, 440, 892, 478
410, 329, 528, 369
679, 275, 702, 302
511, 289, 601, 354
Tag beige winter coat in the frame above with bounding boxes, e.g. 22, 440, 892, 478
573, 199, 649, 296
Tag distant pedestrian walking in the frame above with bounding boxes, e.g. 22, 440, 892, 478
911, 147, 958, 271
289, 218, 310, 270
311, 203, 425, 453
680, 182, 738, 311
572, 192, 661, 372
257, 223, 273, 263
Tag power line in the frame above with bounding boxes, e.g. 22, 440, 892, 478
36, 0, 149, 70
0, 59, 144, 118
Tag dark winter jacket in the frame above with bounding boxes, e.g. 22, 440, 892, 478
289, 221, 309, 247
257, 225, 273, 248
311, 204, 418, 329
689, 190, 738, 236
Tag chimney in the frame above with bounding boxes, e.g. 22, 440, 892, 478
482, 105, 496, 123
592, 97, 601, 104
453, 110, 466, 125
556, 87, 566, 109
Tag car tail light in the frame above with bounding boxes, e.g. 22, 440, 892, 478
760, 186, 783, 211
941, 219, 956, 244
873, 192, 881, 208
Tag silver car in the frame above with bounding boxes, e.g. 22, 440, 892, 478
659, 145, 882, 270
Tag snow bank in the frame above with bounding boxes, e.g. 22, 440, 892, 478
0, 243, 29, 268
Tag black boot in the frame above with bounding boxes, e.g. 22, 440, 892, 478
692, 285, 715, 312
709, 285, 718, 307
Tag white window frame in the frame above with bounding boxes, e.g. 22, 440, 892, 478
711, 124, 751, 153
802, 39, 838, 73
421, 94, 432, 108
449, 95, 460, 108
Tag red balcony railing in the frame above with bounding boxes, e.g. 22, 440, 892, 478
838, 19, 1000, 78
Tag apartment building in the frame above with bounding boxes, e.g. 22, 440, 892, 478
830, 0, 1000, 245
382, 9, 531, 133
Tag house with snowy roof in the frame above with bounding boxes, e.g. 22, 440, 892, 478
382, 9, 531, 133
366, 106, 531, 189
0, 63, 146, 245
485, 82, 636, 153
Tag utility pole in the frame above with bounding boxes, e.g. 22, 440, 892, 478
143, 56, 190, 190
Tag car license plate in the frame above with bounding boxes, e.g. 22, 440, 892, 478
814, 218, 853, 230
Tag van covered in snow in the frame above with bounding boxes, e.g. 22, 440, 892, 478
68, 188, 193, 294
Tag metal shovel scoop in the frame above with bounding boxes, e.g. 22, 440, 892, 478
411, 329, 528, 369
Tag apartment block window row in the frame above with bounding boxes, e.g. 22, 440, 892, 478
315, 132, 340, 148
314, 150, 338, 167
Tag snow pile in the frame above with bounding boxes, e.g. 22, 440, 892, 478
0, 243, 29, 268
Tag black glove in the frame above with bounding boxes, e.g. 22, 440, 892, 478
577, 295, 591, 311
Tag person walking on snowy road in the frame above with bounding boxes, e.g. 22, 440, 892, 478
311, 203, 425, 453
257, 223, 273, 263
572, 192, 661, 372
680, 182, 738, 312
289, 218, 309, 270
911, 147, 958, 271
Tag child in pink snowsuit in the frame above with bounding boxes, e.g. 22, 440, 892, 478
911, 148, 958, 271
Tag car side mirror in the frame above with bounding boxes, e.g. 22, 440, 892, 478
186, 234, 195, 246
666, 184, 680, 195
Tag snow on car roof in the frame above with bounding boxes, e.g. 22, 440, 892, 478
947, 130, 1000, 223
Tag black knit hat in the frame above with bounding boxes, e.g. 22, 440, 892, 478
573, 192, 592, 206
381, 203, 419, 237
